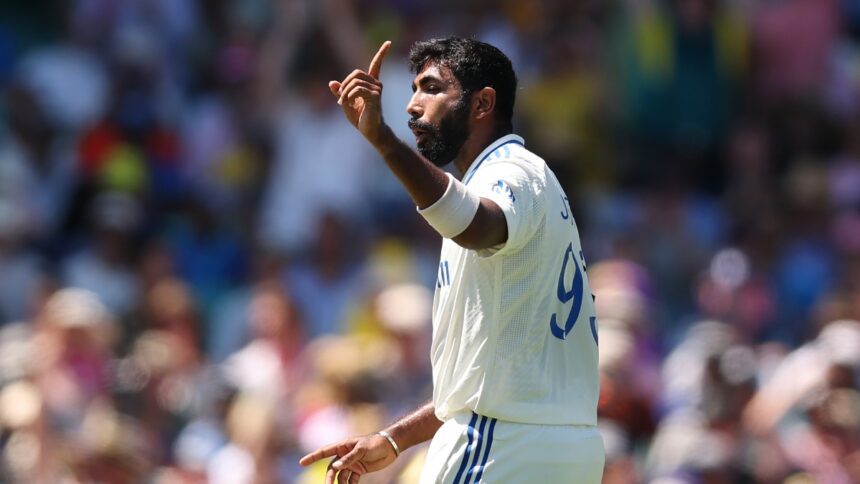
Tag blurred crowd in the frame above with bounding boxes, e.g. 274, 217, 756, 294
2, 0, 860, 482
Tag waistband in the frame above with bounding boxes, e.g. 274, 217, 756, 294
449, 411, 597, 429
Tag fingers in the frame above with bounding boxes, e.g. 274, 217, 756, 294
368, 41, 391, 79
299, 443, 341, 466
335, 468, 361, 484
338, 70, 380, 92
340, 82, 381, 107
332, 446, 363, 471
328, 40, 389, 104
328, 460, 357, 484
330, 70, 381, 102
339, 77, 380, 97
329, 41, 387, 102
337, 469, 351, 484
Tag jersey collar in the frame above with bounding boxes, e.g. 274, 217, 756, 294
462, 134, 525, 185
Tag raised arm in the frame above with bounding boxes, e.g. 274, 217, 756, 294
299, 401, 441, 483
328, 41, 508, 250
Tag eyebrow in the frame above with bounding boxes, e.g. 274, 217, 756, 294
412, 74, 444, 92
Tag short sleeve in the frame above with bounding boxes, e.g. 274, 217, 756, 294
468, 160, 546, 258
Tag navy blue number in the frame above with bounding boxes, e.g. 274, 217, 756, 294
550, 243, 598, 343
550, 243, 584, 340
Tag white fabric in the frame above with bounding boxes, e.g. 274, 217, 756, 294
420, 412, 604, 483
418, 173, 481, 239
430, 135, 600, 426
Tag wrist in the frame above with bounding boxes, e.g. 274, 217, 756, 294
377, 429, 401, 457
371, 124, 398, 156
416, 173, 480, 238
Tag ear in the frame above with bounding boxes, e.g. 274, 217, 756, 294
472, 87, 497, 120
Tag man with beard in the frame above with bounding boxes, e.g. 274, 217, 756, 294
300, 37, 604, 483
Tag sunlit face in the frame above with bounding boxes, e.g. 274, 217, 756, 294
406, 63, 472, 167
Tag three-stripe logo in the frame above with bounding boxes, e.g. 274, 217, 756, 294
453, 413, 498, 484
437, 260, 451, 288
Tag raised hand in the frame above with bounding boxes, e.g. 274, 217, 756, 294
299, 433, 398, 484
328, 41, 391, 145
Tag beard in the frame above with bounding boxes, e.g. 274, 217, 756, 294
408, 96, 471, 167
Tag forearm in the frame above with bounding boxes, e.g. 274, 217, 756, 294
383, 401, 442, 452
372, 127, 508, 248
373, 126, 450, 209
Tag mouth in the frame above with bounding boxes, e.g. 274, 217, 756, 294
410, 127, 429, 145
408, 119, 432, 145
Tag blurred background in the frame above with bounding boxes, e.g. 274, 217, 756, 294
1, 0, 860, 482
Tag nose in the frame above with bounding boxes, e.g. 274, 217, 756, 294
406, 92, 422, 118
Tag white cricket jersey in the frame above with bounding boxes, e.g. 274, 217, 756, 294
424, 134, 599, 426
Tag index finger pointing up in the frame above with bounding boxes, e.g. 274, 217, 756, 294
368, 41, 392, 79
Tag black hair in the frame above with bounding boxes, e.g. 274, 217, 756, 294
409, 37, 517, 130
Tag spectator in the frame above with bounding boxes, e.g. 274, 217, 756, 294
1, 1, 860, 481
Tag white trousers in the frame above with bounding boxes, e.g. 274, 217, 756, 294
419, 412, 605, 484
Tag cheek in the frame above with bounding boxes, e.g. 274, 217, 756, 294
421, 101, 442, 121
424, 100, 454, 126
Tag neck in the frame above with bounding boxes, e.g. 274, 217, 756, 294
452, 124, 512, 177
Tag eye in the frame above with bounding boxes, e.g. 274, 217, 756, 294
425, 85, 440, 93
